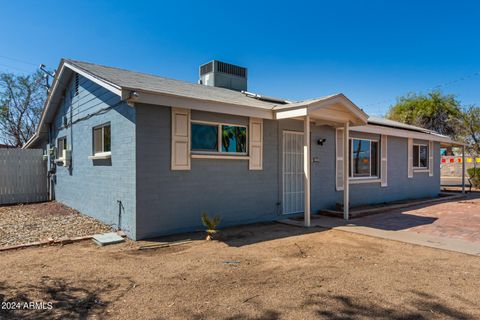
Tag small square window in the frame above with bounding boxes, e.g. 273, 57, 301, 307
413, 144, 428, 169
57, 137, 67, 158
92, 124, 111, 155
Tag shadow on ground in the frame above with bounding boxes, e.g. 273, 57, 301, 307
0, 276, 134, 319
139, 222, 328, 248
172, 290, 478, 320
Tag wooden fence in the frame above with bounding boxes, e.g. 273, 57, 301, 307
0, 149, 48, 205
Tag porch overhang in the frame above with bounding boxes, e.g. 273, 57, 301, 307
273, 93, 369, 126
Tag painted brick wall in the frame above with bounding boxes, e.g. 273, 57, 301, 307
135, 104, 288, 239
50, 75, 136, 238
135, 106, 442, 238
310, 126, 441, 211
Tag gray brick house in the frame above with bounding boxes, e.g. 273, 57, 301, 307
25, 59, 461, 240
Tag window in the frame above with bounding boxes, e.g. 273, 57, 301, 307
349, 138, 378, 178
57, 137, 67, 158
222, 125, 247, 153
191, 121, 247, 154
93, 124, 111, 155
413, 144, 428, 168
191, 123, 218, 152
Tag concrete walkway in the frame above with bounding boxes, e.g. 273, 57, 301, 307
312, 216, 480, 256
282, 194, 480, 256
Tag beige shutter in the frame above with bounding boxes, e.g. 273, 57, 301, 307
380, 135, 388, 187
429, 140, 434, 177
407, 138, 413, 178
249, 118, 263, 170
171, 108, 190, 170
336, 128, 344, 191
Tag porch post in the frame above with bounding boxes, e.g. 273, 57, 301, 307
304, 115, 311, 227
462, 145, 466, 194
343, 122, 349, 220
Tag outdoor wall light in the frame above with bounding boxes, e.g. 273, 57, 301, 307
317, 138, 326, 146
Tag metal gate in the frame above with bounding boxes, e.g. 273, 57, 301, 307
282, 131, 304, 214
0, 149, 47, 205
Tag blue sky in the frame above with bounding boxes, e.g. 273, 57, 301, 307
1, 0, 479, 115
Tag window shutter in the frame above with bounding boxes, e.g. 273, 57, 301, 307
429, 141, 434, 177
171, 108, 190, 170
381, 135, 388, 187
408, 138, 413, 178
336, 128, 344, 191
249, 118, 263, 170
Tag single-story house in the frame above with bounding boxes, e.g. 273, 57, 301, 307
24, 59, 463, 240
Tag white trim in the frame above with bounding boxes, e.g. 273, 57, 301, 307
349, 138, 379, 178
282, 130, 305, 215
349, 178, 381, 184
64, 62, 122, 97
129, 90, 274, 119
171, 108, 191, 170
275, 108, 307, 119
428, 140, 434, 177
380, 135, 388, 187
249, 117, 263, 170
191, 154, 249, 160
351, 124, 461, 145
304, 116, 311, 227
191, 120, 248, 156
88, 152, 111, 160
343, 122, 349, 220
335, 128, 345, 191
408, 138, 414, 178
413, 143, 428, 169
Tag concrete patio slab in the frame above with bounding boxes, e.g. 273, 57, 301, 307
311, 216, 480, 256
283, 193, 480, 256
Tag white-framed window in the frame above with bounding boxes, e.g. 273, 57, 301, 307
92, 123, 111, 156
349, 138, 379, 178
57, 136, 67, 154
413, 144, 428, 169
56, 136, 67, 161
191, 121, 247, 155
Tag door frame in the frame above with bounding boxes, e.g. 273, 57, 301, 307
282, 130, 305, 214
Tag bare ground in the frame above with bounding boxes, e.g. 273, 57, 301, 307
0, 202, 112, 247
0, 223, 479, 319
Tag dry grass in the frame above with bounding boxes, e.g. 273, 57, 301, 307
0, 223, 479, 319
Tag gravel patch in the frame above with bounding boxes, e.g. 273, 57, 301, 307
0, 201, 113, 247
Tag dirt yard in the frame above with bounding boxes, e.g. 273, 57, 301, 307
0, 202, 112, 248
0, 223, 479, 319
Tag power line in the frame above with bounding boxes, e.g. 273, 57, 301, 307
0, 63, 34, 73
362, 70, 480, 109
0, 54, 38, 66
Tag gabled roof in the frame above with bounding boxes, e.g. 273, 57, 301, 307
23, 58, 464, 148
66, 60, 278, 110
367, 116, 438, 134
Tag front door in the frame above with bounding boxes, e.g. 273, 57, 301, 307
282, 131, 304, 214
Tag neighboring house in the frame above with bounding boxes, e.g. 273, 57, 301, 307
24, 59, 462, 240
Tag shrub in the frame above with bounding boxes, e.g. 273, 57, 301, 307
467, 168, 480, 188
200, 212, 221, 240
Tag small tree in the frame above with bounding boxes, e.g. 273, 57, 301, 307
460, 105, 480, 158
387, 91, 462, 138
0, 71, 46, 147
201, 212, 221, 240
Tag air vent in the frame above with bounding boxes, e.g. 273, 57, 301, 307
216, 61, 246, 78
199, 60, 247, 91
200, 61, 213, 76
74, 73, 79, 96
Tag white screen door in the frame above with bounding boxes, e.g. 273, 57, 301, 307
283, 131, 304, 214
